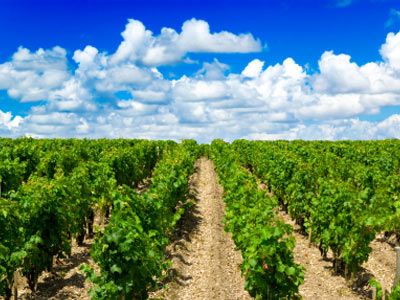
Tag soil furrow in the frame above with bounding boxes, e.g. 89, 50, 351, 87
151, 157, 251, 300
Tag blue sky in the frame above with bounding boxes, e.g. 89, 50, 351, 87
1, 0, 396, 67
1, 0, 400, 140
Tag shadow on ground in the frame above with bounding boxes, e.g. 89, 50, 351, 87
20, 242, 92, 300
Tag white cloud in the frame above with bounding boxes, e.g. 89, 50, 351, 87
111, 18, 262, 66
116, 100, 160, 116
313, 51, 370, 94
177, 19, 261, 53
375, 114, 400, 137
1, 19, 400, 141
0, 47, 69, 102
73, 45, 107, 77
11, 46, 67, 71
380, 31, 400, 69
132, 89, 168, 103
48, 79, 96, 112
296, 94, 365, 119
76, 118, 90, 134
111, 19, 152, 64
242, 59, 264, 78
172, 77, 228, 102
196, 59, 229, 80
0, 110, 23, 130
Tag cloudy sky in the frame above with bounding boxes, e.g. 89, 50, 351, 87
1, 0, 400, 141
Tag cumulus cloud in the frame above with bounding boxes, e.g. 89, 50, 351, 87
196, 59, 229, 80
111, 18, 262, 66
313, 51, 370, 94
177, 19, 262, 53
0, 110, 23, 130
296, 94, 365, 119
242, 59, 264, 78
48, 79, 96, 112
0, 47, 69, 102
172, 77, 228, 102
380, 31, 400, 69
0, 19, 400, 141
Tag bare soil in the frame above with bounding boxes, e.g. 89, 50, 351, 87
16, 238, 97, 300
7, 209, 106, 300
150, 157, 251, 300
360, 235, 397, 295
278, 209, 397, 299
279, 211, 364, 299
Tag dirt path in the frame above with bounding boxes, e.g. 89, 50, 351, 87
259, 181, 361, 299
279, 210, 397, 299
12, 210, 106, 300
16, 239, 96, 300
279, 211, 364, 299
360, 236, 397, 295
151, 157, 251, 300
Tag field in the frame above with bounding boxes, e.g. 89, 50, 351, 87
0, 138, 400, 299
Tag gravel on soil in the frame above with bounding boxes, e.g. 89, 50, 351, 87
150, 157, 251, 300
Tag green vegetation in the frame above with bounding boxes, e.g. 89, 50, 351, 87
210, 140, 304, 299
233, 139, 400, 279
0, 139, 171, 299
83, 140, 199, 299
1, 138, 399, 299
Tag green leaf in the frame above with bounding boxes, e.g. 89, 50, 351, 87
286, 266, 296, 276
249, 258, 257, 267
110, 264, 122, 274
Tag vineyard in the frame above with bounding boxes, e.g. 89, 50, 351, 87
1, 138, 400, 299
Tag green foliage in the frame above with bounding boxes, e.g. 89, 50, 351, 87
211, 140, 304, 299
391, 282, 400, 299
83, 141, 198, 299
0, 155, 26, 197
0, 139, 167, 298
84, 194, 166, 299
1, 137, 399, 299
15, 177, 72, 290
233, 139, 400, 278
369, 278, 400, 300
0, 199, 25, 298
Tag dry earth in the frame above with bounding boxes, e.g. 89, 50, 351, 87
279, 211, 365, 300
361, 236, 397, 295
7, 210, 105, 300
279, 206, 397, 300
150, 157, 251, 300
16, 239, 96, 300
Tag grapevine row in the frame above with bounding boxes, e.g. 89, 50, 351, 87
83, 140, 199, 299
0, 139, 170, 299
233, 140, 400, 281
210, 140, 304, 299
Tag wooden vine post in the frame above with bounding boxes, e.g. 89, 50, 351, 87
12, 270, 18, 300
308, 220, 312, 248
394, 246, 400, 289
